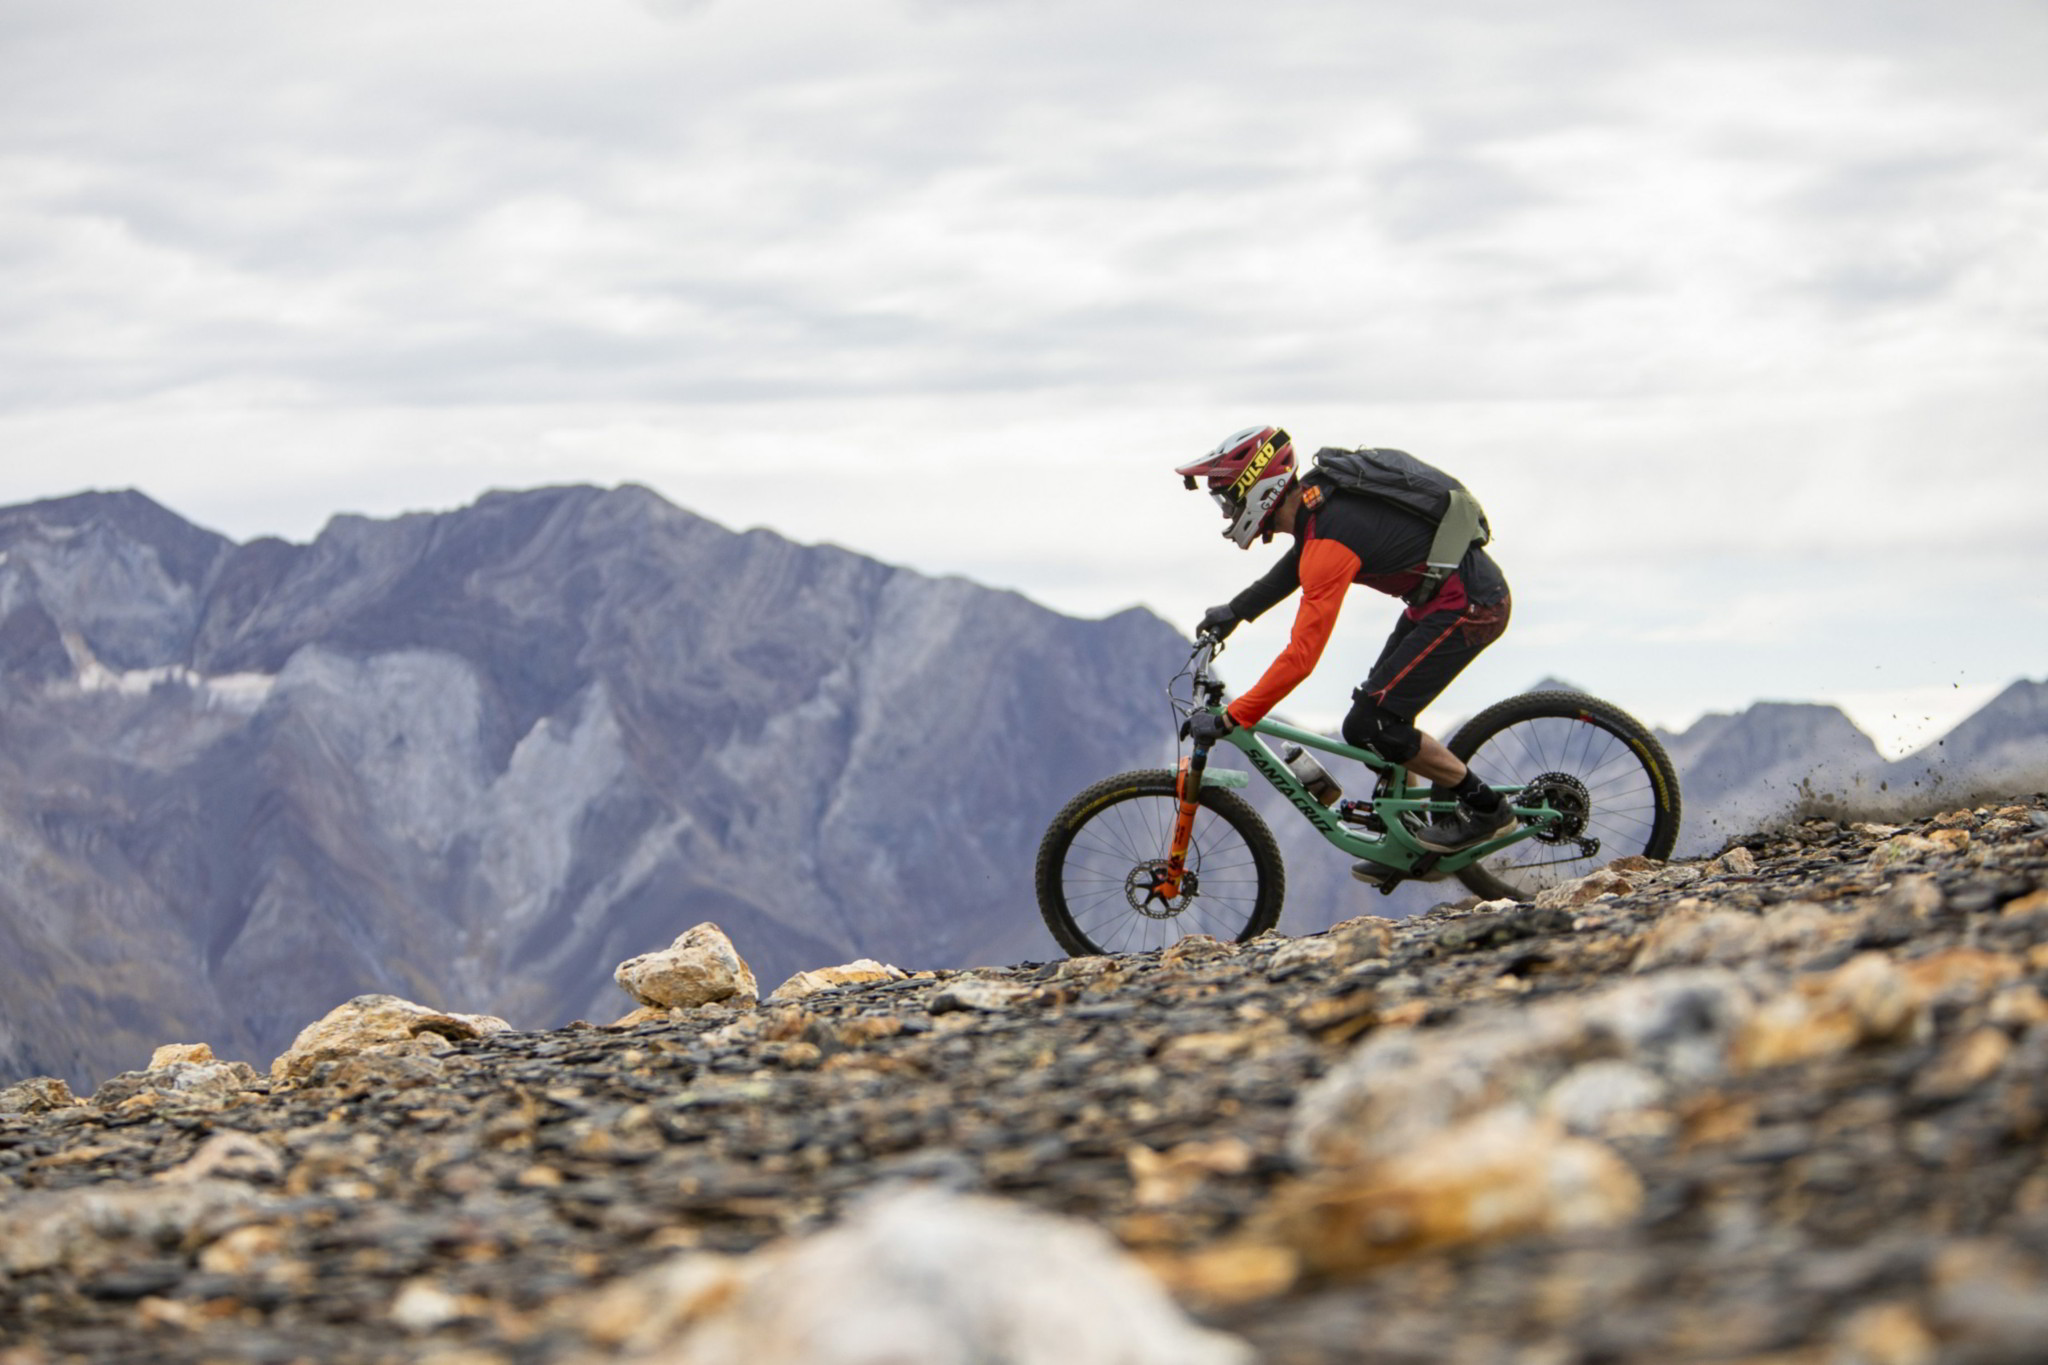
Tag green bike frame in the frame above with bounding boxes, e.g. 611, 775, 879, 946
1198, 709, 1547, 881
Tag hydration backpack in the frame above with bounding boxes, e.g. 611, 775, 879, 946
1310, 446, 1492, 607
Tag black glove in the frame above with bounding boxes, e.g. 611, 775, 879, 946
1182, 709, 1236, 745
1198, 604, 1239, 641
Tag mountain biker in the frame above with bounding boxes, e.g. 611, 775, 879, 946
1176, 425, 1513, 870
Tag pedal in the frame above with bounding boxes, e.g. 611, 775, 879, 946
1352, 858, 1450, 887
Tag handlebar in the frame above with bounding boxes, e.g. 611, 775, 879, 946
1182, 632, 1228, 710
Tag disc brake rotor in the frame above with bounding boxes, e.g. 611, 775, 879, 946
1126, 860, 1196, 919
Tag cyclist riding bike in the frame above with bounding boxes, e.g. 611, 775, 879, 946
1178, 425, 1512, 872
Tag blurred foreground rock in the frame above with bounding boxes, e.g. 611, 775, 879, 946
2, 800, 2047, 1363
578, 1187, 1250, 1365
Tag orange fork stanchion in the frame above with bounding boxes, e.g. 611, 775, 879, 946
1155, 755, 1203, 901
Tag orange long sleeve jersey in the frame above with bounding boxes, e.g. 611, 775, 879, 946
1222, 479, 1508, 727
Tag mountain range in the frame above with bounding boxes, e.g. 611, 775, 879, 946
0, 487, 2041, 1089
1654, 683, 2048, 854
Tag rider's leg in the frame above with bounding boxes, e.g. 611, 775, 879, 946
1405, 732, 1467, 786
1349, 595, 1514, 851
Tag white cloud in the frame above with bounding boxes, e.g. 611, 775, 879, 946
0, 0, 2043, 742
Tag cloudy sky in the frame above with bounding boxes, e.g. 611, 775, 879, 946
3, 0, 2043, 754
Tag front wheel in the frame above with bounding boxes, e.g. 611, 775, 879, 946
1444, 691, 1683, 902
1035, 769, 1286, 957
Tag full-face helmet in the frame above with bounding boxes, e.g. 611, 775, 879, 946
1175, 426, 1296, 548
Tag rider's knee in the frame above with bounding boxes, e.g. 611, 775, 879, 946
1342, 691, 1422, 764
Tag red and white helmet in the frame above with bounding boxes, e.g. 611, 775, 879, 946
1176, 425, 1296, 548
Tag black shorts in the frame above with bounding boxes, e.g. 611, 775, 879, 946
1358, 593, 1512, 721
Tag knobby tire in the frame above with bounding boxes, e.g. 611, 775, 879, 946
1035, 769, 1285, 958
1441, 690, 1682, 902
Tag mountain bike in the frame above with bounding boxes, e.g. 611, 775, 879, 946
1034, 633, 1682, 957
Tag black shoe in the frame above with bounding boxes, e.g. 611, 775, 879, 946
1416, 803, 1516, 852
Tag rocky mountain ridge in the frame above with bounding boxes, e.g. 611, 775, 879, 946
2, 486, 2043, 1094
0, 486, 1239, 1089
3, 798, 2047, 1363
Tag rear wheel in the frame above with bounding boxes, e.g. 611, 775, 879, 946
1443, 691, 1682, 901
1035, 769, 1285, 957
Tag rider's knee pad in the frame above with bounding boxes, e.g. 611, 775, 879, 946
1342, 691, 1422, 765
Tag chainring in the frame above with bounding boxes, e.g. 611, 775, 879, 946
1521, 771, 1592, 844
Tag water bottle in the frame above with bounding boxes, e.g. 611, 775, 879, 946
1280, 743, 1343, 807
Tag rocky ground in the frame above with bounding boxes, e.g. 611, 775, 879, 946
4, 800, 2048, 1364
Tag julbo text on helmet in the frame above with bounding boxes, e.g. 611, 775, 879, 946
1175, 425, 1296, 549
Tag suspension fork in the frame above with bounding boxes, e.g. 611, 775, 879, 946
1157, 735, 1212, 900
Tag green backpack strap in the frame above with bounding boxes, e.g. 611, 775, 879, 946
1406, 487, 1490, 608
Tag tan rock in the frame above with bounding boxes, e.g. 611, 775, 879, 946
1127, 1138, 1255, 1208
0, 1076, 79, 1116
1732, 948, 2023, 1074
1914, 1027, 2012, 1100
1733, 953, 1912, 1072
608, 1005, 682, 1029
1158, 1031, 1260, 1066
269, 994, 512, 1086
1162, 934, 1237, 967
1534, 868, 1636, 910
1377, 1000, 1430, 1028
1871, 833, 1966, 868
1271, 1109, 1641, 1275
93, 1059, 264, 1109
1328, 916, 1396, 958
1139, 1241, 1300, 1308
1268, 937, 1343, 973
1054, 955, 1127, 986
1988, 984, 2048, 1027
1881, 875, 1946, 918
1632, 907, 1767, 971
1834, 1302, 1936, 1365
148, 1043, 215, 1069
1294, 989, 1380, 1044
928, 977, 1032, 1013
157, 1132, 285, 1185
1900, 948, 2022, 1003
835, 1016, 905, 1048
614, 923, 759, 1010
765, 958, 907, 1004
1707, 846, 1758, 877
2000, 888, 2048, 917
